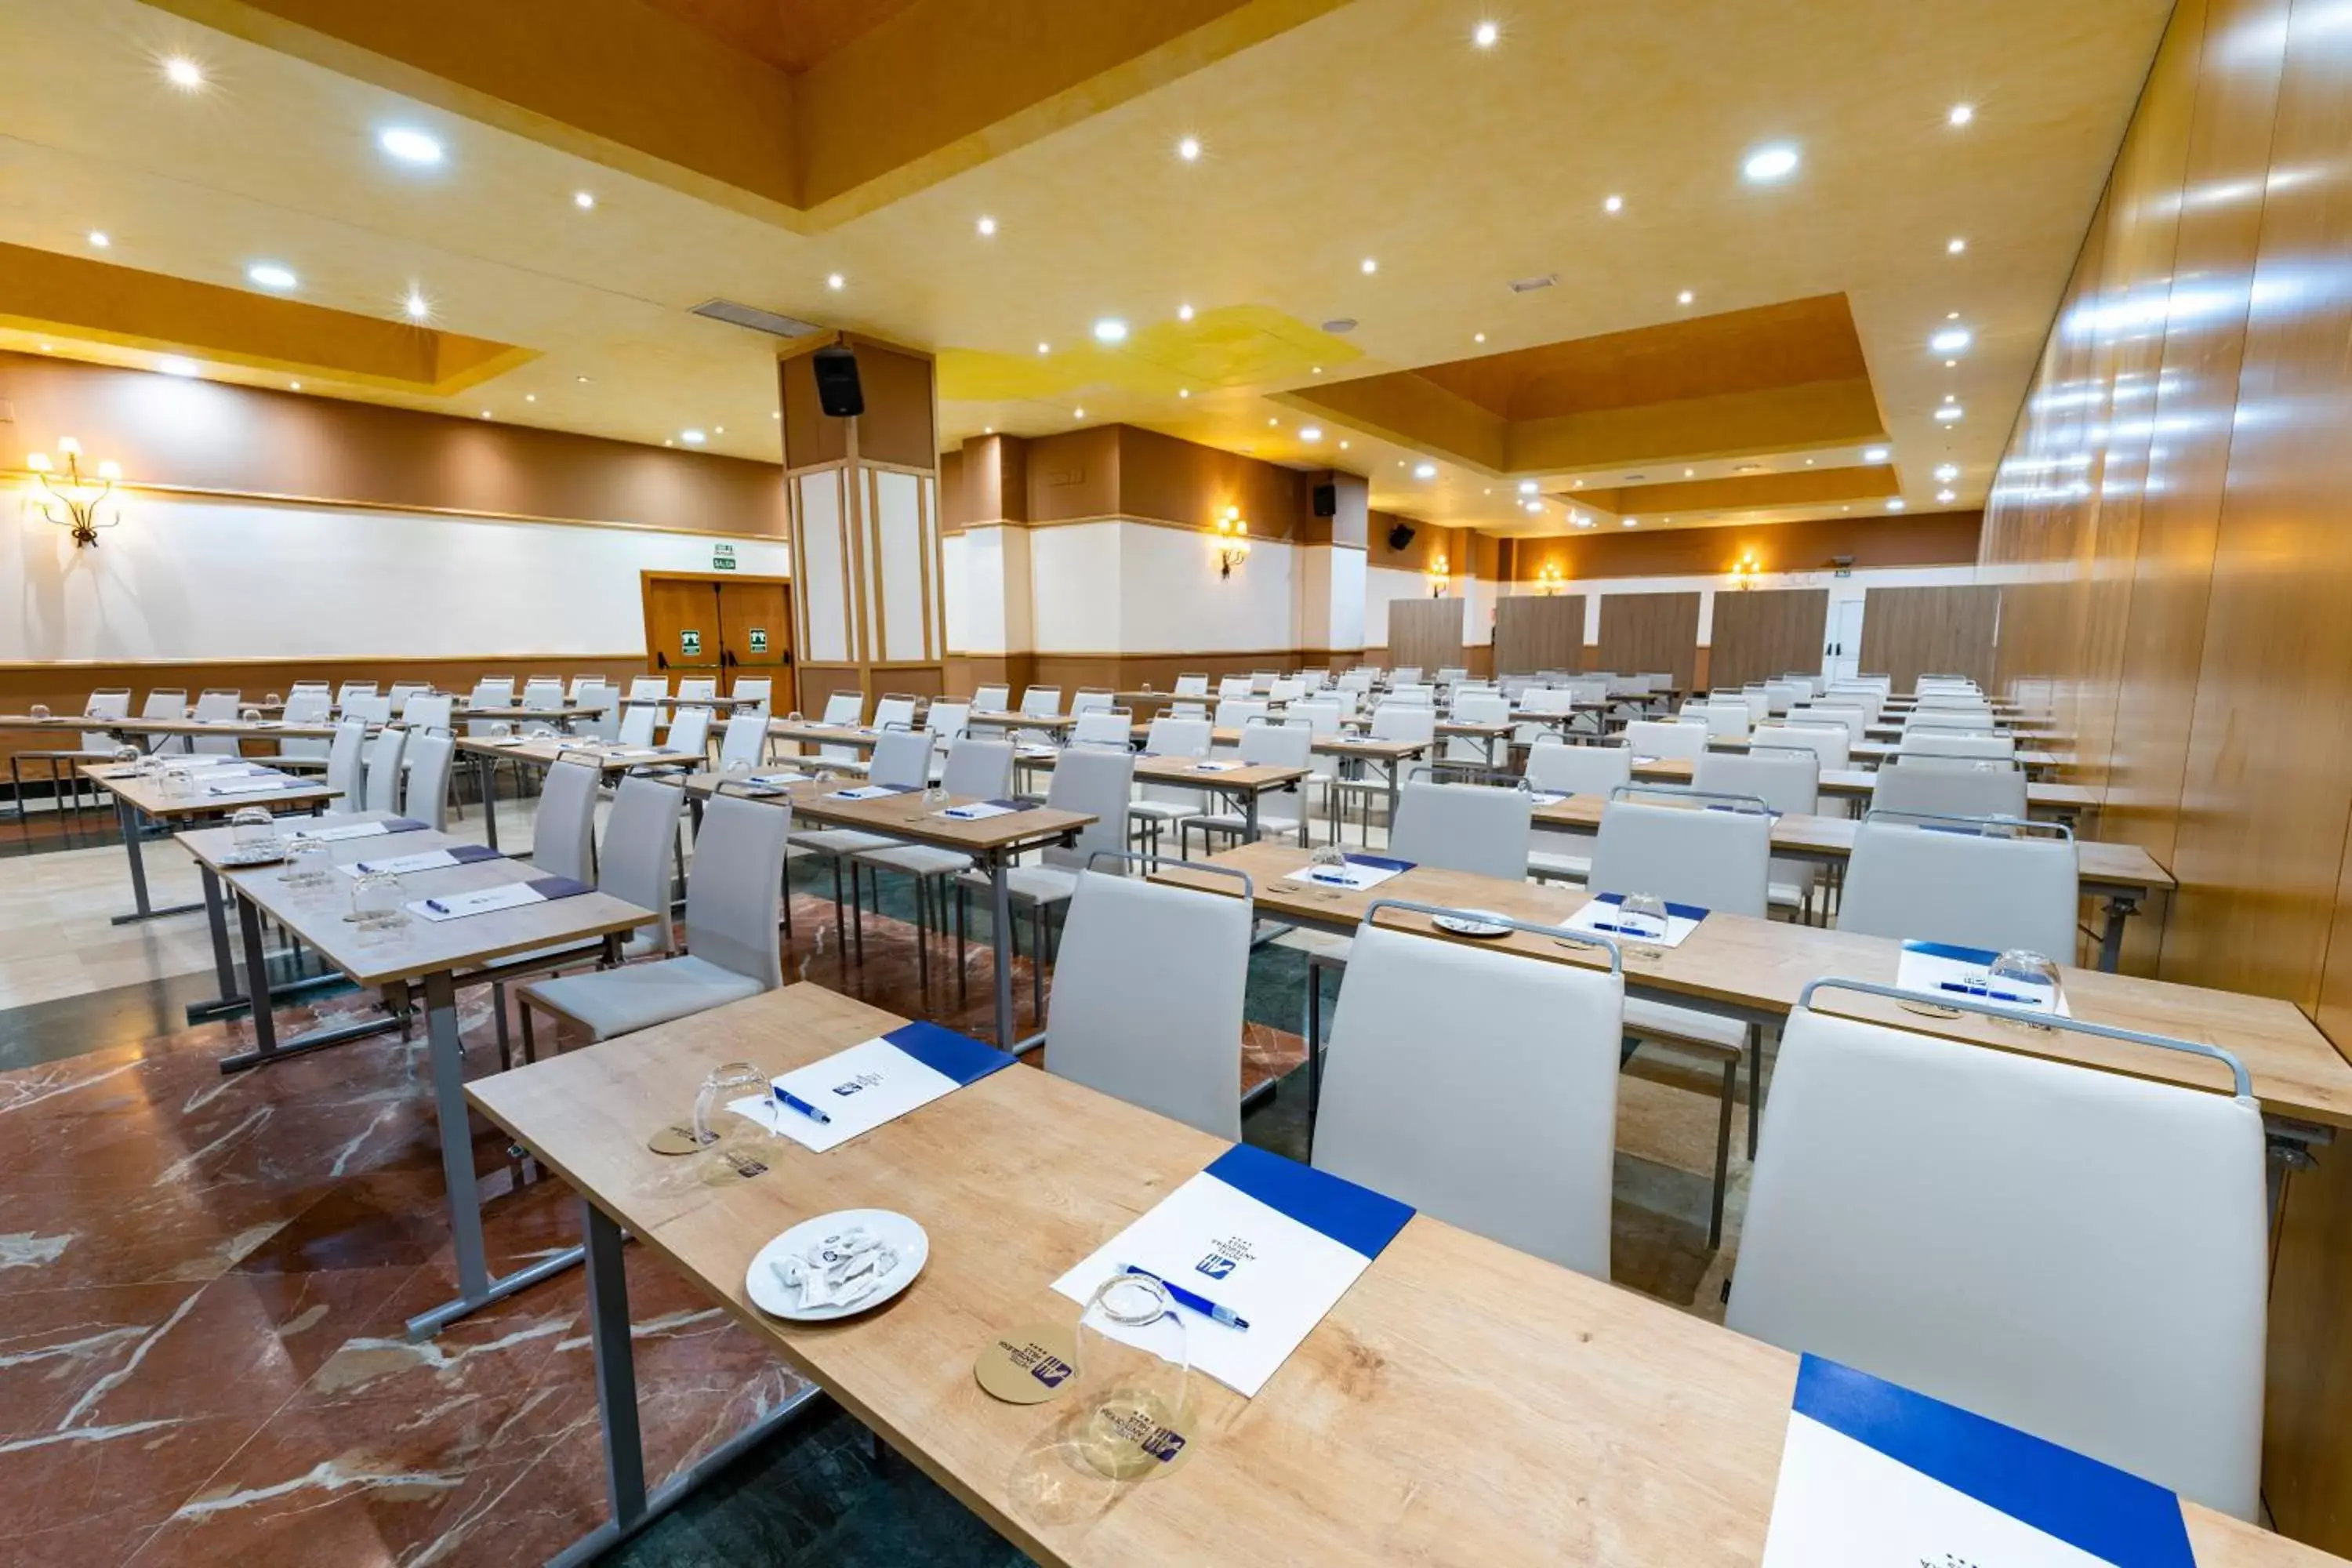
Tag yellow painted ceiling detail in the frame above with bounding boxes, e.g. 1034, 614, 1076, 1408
938, 306, 1359, 401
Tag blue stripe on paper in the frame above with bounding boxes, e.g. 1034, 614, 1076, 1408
1205, 1143, 1414, 1261
1902, 938, 1999, 967
1590, 890, 1710, 923
1795, 1356, 2191, 1567
1344, 853, 1415, 873
524, 876, 594, 901
382, 818, 430, 833
447, 843, 505, 864
886, 1021, 1014, 1086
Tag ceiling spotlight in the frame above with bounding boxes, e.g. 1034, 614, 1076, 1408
574, 191, 596, 210
289, 381, 301, 390
1178, 303, 1195, 321
1945, 358, 1958, 368
1312, 365, 1323, 374
1300, 426, 1323, 441
1093, 318, 1128, 343
163, 56, 204, 90
1684, 467, 1695, 477
87, 230, 110, 249
576, 375, 590, 383
1937, 488, 1958, 503
480, 410, 492, 419
1361, 257, 1378, 275
976, 215, 996, 237
1523, 500, 1542, 514
1603, 194, 1624, 213
1623, 517, 1639, 527
1517, 480, 1538, 495
1073, 407, 1086, 419
247, 262, 297, 289
1863, 446, 1891, 462
1934, 463, 1960, 481
1949, 103, 1976, 126
1935, 405, 1965, 422
378, 126, 445, 165
525, 393, 536, 402
1571, 479, 1584, 488
1474, 332, 1486, 343
1947, 237, 1966, 254
1036, 341, 1051, 354
1339, 440, 1350, 449
826, 273, 844, 290
404, 290, 430, 321
1177, 136, 1202, 162
983, 426, 994, 435
1743, 143, 1801, 183
1472, 19, 1499, 46
1677, 289, 1694, 305
1930, 326, 1973, 353
1414, 461, 1437, 478
681, 429, 706, 445
157, 355, 199, 377
1178, 388, 1190, 398
1888, 499, 1908, 510
1269, 417, 1279, 426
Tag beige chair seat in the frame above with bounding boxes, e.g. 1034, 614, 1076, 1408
1623, 996, 1747, 1054
519, 955, 762, 1043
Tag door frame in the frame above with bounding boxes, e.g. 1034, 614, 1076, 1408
637, 570, 796, 710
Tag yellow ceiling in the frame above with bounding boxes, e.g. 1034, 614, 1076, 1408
0, 0, 2171, 536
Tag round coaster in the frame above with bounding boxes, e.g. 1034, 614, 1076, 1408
975, 1321, 1081, 1405
646, 1121, 716, 1156
699, 1145, 772, 1185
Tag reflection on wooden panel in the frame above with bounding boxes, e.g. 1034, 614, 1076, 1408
1494, 595, 1584, 673
1386, 597, 1468, 674
1707, 589, 1827, 689
1595, 592, 1700, 688
1857, 585, 1999, 690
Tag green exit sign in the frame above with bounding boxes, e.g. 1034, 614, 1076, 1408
713, 556, 736, 571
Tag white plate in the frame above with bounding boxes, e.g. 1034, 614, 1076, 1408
746, 1209, 928, 1322
1433, 909, 1514, 938
219, 843, 289, 867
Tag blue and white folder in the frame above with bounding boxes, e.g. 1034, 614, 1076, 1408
405, 875, 593, 922
731, 1021, 1013, 1154
1559, 891, 1709, 948
1762, 1356, 2192, 1568
1284, 852, 1414, 892
1897, 939, 2071, 1015
1052, 1143, 1414, 1397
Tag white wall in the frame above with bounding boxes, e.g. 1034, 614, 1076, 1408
1016, 520, 1298, 653
3, 489, 790, 661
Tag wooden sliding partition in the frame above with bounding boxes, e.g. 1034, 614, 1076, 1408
1857, 584, 2000, 691
1386, 596, 1468, 673
1595, 591, 1700, 689
1493, 594, 1584, 673
1707, 588, 1827, 689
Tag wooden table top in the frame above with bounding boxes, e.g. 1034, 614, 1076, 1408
464, 983, 2323, 1567
78, 760, 342, 819
768, 719, 890, 750
454, 702, 608, 721
683, 774, 1097, 856
454, 735, 696, 774
177, 815, 655, 990
2, 713, 340, 742
1525, 794, 2169, 895
967, 709, 1080, 732
1128, 724, 1432, 762
1161, 842, 2352, 1129
1018, 750, 1310, 793
1622, 755, 2100, 811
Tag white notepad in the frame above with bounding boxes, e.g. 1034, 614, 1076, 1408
726, 1023, 1013, 1154
1896, 940, 2071, 1016
1557, 891, 1708, 949
1283, 853, 1414, 892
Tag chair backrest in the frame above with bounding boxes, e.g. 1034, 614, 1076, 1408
521, 679, 567, 712
676, 677, 717, 702
405, 694, 455, 732
1450, 689, 1510, 724
684, 793, 791, 988
1761, 678, 1809, 716
1318, 921, 1624, 1278
717, 713, 769, 770
1902, 728, 2015, 760
820, 689, 866, 725
577, 681, 622, 742
971, 683, 1010, 712
278, 690, 334, 759
600, 775, 684, 954
1336, 667, 1377, 693
1687, 699, 1751, 739
362, 725, 408, 813
860, 728, 932, 789
617, 703, 659, 748
324, 719, 368, 804
387, 681, 434, 713
1386, 682, 1436, 706
187, 688, 244, 755
732, 677, 772, 714
1213, 698, 1269, 729
872, 694, 919, 731
1588, 795, 1770, 916
468, 677, 514, 708
1236, 720, 1312, 770
663, 706, 713, 760
940, 735, 1014, 799
1524, 740, 1632, 797
1144, 717, 1212, 757
77, 688, 132, 752
1173, 673, 1210, 697
401, 729, 456, 830
342, 693, 390, 726
1788, 702, 1867, 741
1749, 721, 1850, 770
629, 676, 669, 702
1070, 688, 1116, 714
1250, 670, 1279, 694
1368, 703, 1437, 745
1693, 748, 1819, 817
140, 688, 186, 720
1836, 815, 2078, 958
1904, 710, 1998, 734
1071, 709, 1133, 747
1729, 1002, 2266, 1518
1267, 677, 1306, 704
334, 680, 377, 706
1047, 869, 1253, 1139
1872, 757, 2029, 819
1041, 747, 1135, 871
532, 757, 601, 884
1389, 666, 1424, 686
1623, 718, 1708, 763
924, 700, 971, 745
1387, 781, 1533, 881
1018, 685, 1063, 717
1287, 698, 1345, 737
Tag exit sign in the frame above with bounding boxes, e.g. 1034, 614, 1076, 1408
713, 542, 736, 571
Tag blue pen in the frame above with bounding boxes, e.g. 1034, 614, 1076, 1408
1122, 1265, 1250, 1331
772, 1084, 833, 1126
424, 898, 451, 914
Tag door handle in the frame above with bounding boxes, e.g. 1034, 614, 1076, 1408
655, 649, 670, 670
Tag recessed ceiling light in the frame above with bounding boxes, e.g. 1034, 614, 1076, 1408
1943, 393, 1957, 404
480, 410, 492, 419
378, 126, 444, 165
1474, 332, 1486, 343
404, 290, 430, 321
1523, 500, 1542, 514
664, 439, 673, 447
681, 428, 706, 444
1935, 405, 1965, 422
1472, 20, 1499, 47
771, 410, 781, 419
1624, 517, 1639, 527
976, 215, 996, 237
1805, 458, 1815, 465
87, 230, 110, 249
163, 56, 204, 90
1312, 365, 1323, 374
1947, 310, 1962, 320
1073, 407, 1085, 419
1888, 499, 1907, 510
1935, 463, 1960, 481
1301, 426, 1323, 441
1036, 342, 1051, 355
1677, 290, 1694, 305
1178, 388, 1190, 398
1949, 103, 1976, 126
1937, 488, 1957, 503
1414, 462, 1437, 478
1603, 194, 1624, 213
1517, 480, 1538, 495
1684, 467, 1695, 477
525, 393, 536, 402
1743, 143, 1801, 182
1178, 303, 1195, 321
1361, 257, 1378, 275
1931, 326, 1973, 353
1177, 136, 1202, 162
1945, 358, 1958, 368
247, 262, 297, 289
1269, 417, 1279, 426
1094, 318, 1128, 343
983, 426, 994, 435
576, 375, 590, 383
574, 191, 596, 210
38, 343, 51, 352
1947, 237, 1966, 254
158, 355, 199, 377
826, 273, 844, 290
289, 381, 301, 390
1571, 479, 1584, 488
715, 426, 725, 434
1863, 446, 1891, 462
1339, 440, 1350, 449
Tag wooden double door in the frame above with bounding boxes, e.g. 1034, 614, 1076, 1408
641, 572, 793, 702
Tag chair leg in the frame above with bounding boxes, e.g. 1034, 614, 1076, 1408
1305, 955, 1326, 1155
851, 862, 866, 963
493, 981, 512, 1073
913, 875, 931, 993
1029, 903, 1047, 1027
955, 883, 968, 995
1746, 1023, 1763, 1157
1710, 1054, 1735, 1250
519, 1002, 539, 1065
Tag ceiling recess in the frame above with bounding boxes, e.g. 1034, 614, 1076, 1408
689, 299, 826, 338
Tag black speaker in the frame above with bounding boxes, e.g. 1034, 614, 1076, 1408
812, 344, 864, 418
1387, 521, 1417, 551
1312, 482, 1338, 517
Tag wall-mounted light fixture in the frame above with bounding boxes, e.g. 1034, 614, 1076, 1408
1729, 549, 1763, 589
1534, 559, 1567, 595
1214, 506, 1250, 578
25, 436, 123, 548
1427, 553, 1450, 597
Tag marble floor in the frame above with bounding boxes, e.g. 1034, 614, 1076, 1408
0, 783, 1748, 1566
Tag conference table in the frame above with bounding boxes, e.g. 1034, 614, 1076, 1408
677, 773, 1094, 1050
1123, 725, 1435, 828
73, 757, 339, 924
455, 735, 705, 851
178, 810, 655, 1336
1623, 754, 2100, 824
464, 982, 2325, 1568
1014, 747, 1311, 844
967, 708, 1080, 739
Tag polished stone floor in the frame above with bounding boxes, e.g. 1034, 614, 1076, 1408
0, 782, 1746, 1566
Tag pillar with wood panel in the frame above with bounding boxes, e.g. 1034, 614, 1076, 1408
779, 333, 947, 720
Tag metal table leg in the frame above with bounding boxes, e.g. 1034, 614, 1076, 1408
1241, 784, 1261, 844
476, 755, 503, 851
187, 866, 347, 1023
109, 795, 201, 925
406, 968, 584, 1336
989, 854, 1016, 1050
2096, 893, 2138, 972
216, 889, 404, 1073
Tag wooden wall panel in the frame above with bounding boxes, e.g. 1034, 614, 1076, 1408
1595, 592, 1700, 689
1856, 585, 2000, 690
1511, 511, 1982, 581
1494, 595, 1584, 673
1707, 589, 1827, 689
1385, 597, 1467, 674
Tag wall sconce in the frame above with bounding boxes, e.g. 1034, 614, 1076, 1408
1214, 506, 1250, 578
1534, 559, 1567, 595
1427, 553, 1450, 597
26, 437, 123, 549
1730, 550, 1762, 590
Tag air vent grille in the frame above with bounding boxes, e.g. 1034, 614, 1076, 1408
690, 299, 825, 338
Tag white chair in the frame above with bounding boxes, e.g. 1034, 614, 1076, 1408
361, 725, 408, 814
599, 774, 684, 960
1523, 742, 1633, 884
1069, 709, 1133, 747
387, 680, 434, 718
872, 693, 920, 733
821, 690, 866, 725
343, 693, 392, 770
189, 688, 245, 755
1333, 702, 1439, 843
530, 757, 601, 884
517, 791, 790, 1048
659, 705, 713, 766
9, 688, 131, 815
924, 699, 971, 782
676, 677, 717, 704
1172, 673, 1210, 699
1445, 688, 1512, 764
1750, 721, 1851, 771
134, 688, 191, 757
334, 680, 378, 710
1730, 989, 2265, 1519
732, 677, 773, 717
971, 683, 1010, 713
401, 730, 456, 831
405, 693, 456, 732
1212, 697, 1268, 729
1388, 666, 1424, 687
717, 713, 770, 771
1902, 728, 2016, 760
1686, 699, 1751, 739
323, 719, 368, 806
521, 678, 568, 713
1788, 703, 1867, 742
848, 736, 1018, 992
1903, 711, 1999, 735
1045, 865, 1254, 1139
1386, 682, 1436, 707
1069, 688, 1116, 715
1217, 675, 1253, 701
955, 747, 1137, 1033
1130, 716, 1214, 859
1316, 916, 1624, 1278
1873, 757, 2028, 819
629, 676, 669, 703
468, 677, 516, 710
1623, 718, 1708, 763
273, 689, 336, 766
1250, 670, 1279, 695
1695, 748, 1822, 920
1761, 679, 1809, 716
1018, 684, 1063, 717
795, 728, 934, 956
577, 681, 622, 742
616, 703, 659, 749
1178, 720, 1316, 855
1836, 813, 2078, 960
1267, 677, 1306, 705
1386, 779, 1532, 881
